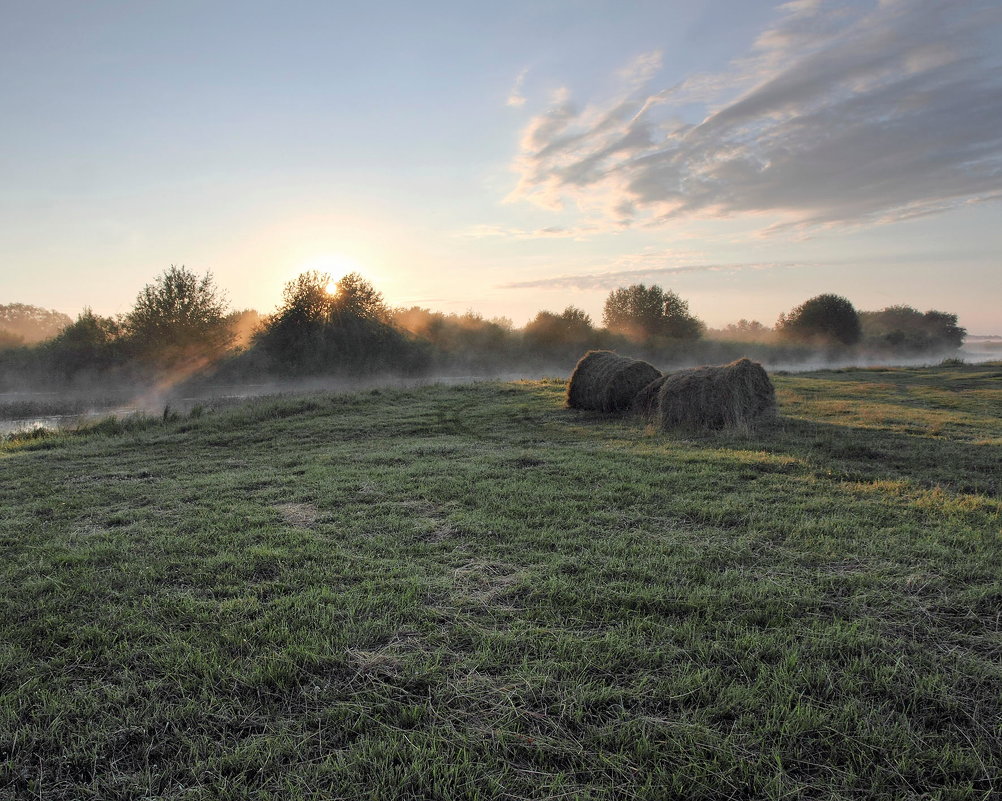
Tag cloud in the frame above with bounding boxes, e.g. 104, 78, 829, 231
509, 0, 1002, 233
500, 256, 812, 290
506, 68, 529, 107
616, 51, 663, 87
458, 223, 595, 240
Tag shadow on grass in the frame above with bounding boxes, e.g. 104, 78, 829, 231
708, 415, 1001, 498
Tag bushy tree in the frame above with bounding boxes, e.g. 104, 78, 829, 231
0, 303, 72, 343
326, 272, 399, 358
776, 294, 861, 346
524, 306, 594, 350
389, 306, 522, 370
557, 305, 591, 329
279, 271, 336, 322
255, 271, 424, 374
602, 284, 702, 343
392, 307, 507, 351
860, 306, 965, 352
331, 272, 391, 323
125, 265, 233, 364
44, 308, 124, 374
254, 271, 338, 365
923, 311, 966, 350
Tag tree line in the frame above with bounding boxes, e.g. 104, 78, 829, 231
0, 266, 967, 389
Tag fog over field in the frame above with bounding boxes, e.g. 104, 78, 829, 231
2, 338, 997, 437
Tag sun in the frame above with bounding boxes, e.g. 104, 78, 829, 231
295, 253, 369, 293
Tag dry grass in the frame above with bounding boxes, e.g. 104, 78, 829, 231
631, 374, 669, 418
654, 357, 776, 430
275, 502, 319, 528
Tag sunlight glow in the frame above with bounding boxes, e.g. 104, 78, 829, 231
294, 253, 369, 294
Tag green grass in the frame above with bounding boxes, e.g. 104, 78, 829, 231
2, 363, 1000, 800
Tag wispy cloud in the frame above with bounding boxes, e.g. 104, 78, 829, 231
616, 51, 663, 87
500, 256, 813, 290
509, 0, 1002, 233
458, 223, 595, 240
506, 68, 529, 108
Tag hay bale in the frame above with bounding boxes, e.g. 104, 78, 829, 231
656, 357, 775, 430
567, 350, 662, 413
631, 374, 668, 419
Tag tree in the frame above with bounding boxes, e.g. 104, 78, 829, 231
559, 305, 591, 325
44, 308, 124, 373
602, 284, 702, 343
325, 272, 398, 358
330, 272, 391, 323
922, 310, 966, 350
719, 319, 771, 341
255, 271, 423, 374
776, 294, 861, 346
0, 303, 72, 343
524, 306, 594, 350
124, 265, 233, 364
278, 271, 336, 323
253, 271, 335, 365
859, 306, 965, 352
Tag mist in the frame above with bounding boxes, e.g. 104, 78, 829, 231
3, 343, 995, 438
1, 269, 994, 436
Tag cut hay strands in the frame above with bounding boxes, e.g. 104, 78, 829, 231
631, 374, 668, 419
566, 350, 662, 413
655, 357, 776, 431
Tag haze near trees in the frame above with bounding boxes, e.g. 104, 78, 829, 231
524, 307, 593, 350
0, 303, 71, 344
776, 294, 862, 346
860, 306, 965, 352
602, 284, 703, 344
0, 266, 976, 392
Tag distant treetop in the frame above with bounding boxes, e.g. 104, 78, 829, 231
777, 293, 861, 346
0, 303, 72, 344
602, 284, 703, 343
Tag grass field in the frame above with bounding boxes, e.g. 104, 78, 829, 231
2, 363, 1000, 800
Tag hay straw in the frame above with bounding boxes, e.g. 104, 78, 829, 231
655, 357, 775, 430
566, 351, 662, 413
631, 375, 669, 419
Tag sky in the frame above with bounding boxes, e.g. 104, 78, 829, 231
2, 0, 1001, 333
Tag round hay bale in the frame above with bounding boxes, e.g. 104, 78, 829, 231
567, 350, 662, 413
656, 357, 775, 430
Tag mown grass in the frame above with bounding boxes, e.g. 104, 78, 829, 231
1, 363, 1000, 800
